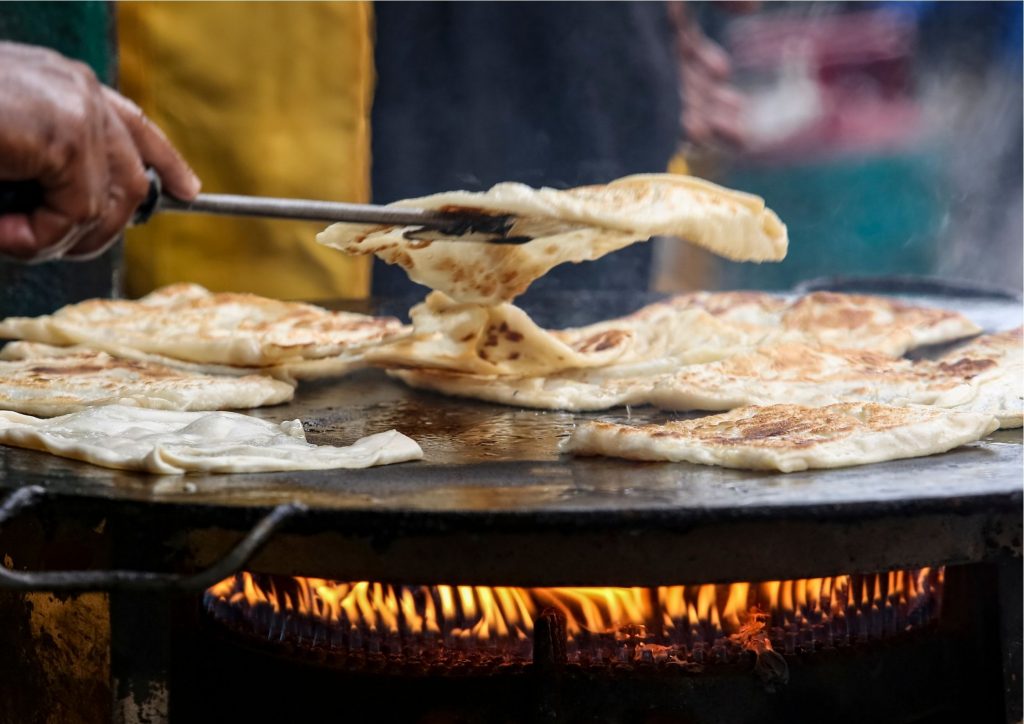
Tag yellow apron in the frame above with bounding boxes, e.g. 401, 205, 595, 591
117, 1, 373, 300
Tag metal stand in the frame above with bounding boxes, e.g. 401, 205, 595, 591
111, 592, 172, 724
0, 486, 305, 724
997, 555, 1023, 724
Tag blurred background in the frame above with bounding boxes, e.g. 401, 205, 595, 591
0, 1, 1020, 315
654, 0, 1023, 296
370, 1, 1023, 298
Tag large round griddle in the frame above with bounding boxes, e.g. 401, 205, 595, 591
0, 286, 1020, 586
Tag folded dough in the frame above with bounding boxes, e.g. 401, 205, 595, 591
318, 174, 788, 305
0, 405, 423, 474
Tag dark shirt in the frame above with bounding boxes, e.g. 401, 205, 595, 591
370, 1, 681, 300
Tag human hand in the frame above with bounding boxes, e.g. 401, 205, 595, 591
0, 42, 200, 263
668, 2, 753, 150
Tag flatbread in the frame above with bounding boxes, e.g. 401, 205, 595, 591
0, 340, 371, 383
565, 403, 999, 472
0, 405, 423, 474
662, 291, 981, 356
776, 292, 982, 356
390, 366, 646, 412
935, 327, 1023, 427
398, 336, 1020, 428
367, 291, 752, 376
376, 290, 978, 380
1, 341, 261, 377
0, 283, 410, 368
318, 174, 788, 305
643, 343, 993, 411
0, 348, 295, 417
384, 290, 984, 411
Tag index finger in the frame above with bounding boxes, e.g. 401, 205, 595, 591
101, 86, 201, 200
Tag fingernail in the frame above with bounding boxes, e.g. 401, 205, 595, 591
0, 214, 35, 248
184, 171, 202, 198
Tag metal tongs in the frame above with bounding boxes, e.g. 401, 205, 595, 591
0, 169, 528, 243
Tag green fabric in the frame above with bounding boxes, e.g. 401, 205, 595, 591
0, 1, 114, 81
715, 152, 943, 291
0, 1, 120, 318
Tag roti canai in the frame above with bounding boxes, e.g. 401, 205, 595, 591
659, 290, 981, 357
318, 174, 788, 305
934, 327, 1023, 428
0, 348, 295, 417
565, 403, 998, 472
642, 343, 995, 411
381, 290, 983, 412
366, 291, 752, 377
0, 405, 423, 474
0, 283, 410, 376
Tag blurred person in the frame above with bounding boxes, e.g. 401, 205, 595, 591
658, 1, 1022, 293
4, 2, 761, 307
658, 1, 755, 291
1, 3, 374, 318
369, 2, 682, 299
668, 0, 755, 153
371, 2, 758, 300
0, 41, 200, 262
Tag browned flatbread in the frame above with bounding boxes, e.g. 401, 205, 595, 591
645, 343, 996, 411
935, 327, 1023, 427
661, 291, 981, 356
318, 174, 788, 305
565, 403, 999, 472
0, 283, 410, 374
373, 290, 980, 382
0, 348, 295, 417
380, 290, 983, 412
367, 291, 750, 377
942, 326, 1022, 364
778, 292, 982, 355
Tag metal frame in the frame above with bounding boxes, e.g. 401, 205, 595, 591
0, 486, 305, 592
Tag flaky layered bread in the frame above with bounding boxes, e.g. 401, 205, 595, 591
388, 341, 999, 418
390, 366, 646, 412
0, 283, 410, 369
644, 343, 993, 411
0, 405, 422, 474
662, 291, 981, 357
318, 174, 788, 305
0, 340, 378, 383
383, 289, 985, 413
373, 290, 979, 383
935, 327, 1023, 428
565, 403, 999, 472
368, 291, 752, 377
1, 341, 261, 377
0, 348, 295, 417
775, 292, 982, 356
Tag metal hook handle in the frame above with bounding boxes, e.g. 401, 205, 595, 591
0, 485, 306, 592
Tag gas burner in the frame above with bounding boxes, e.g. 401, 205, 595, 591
204, 568, 943, 676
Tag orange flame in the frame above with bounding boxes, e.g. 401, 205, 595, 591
205, 568, 942, 662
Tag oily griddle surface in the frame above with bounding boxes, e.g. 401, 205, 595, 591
0, 289, 1020, 518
